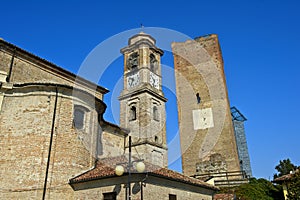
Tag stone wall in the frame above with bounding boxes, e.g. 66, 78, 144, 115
0, 85, 101, 199
0, 41, 105, 100
119, 32, 168, 168
119, 90, 168, 167
172, 34, 241, 176
0, 41, 126, 199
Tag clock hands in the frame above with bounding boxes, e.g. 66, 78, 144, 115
128, 77, 134, 87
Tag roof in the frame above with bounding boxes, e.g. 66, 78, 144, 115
0, 39, 109, 95
214, 193, 235, 200
69, 156, 218, 191
100, 120, 130, 136
273, 173, 294, 183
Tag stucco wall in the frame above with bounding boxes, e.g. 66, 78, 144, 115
71, 174, 215, 200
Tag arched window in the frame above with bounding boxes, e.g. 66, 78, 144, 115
74, 107, 85, 130
127, 52, 139, 71
150, 54, 157, 72
153, 106, 159, 121
130, 106, 137, 121
155, 136, 158, 143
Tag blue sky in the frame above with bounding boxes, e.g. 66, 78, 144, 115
1, 0, 299, 179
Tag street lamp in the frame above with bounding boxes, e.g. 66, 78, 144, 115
115, 136, 145, 200
115, 165, 125, 176
136, 161, 145, 173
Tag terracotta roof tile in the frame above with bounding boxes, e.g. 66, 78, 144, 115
69, 156, 218, 191
273, 173, 294, 182
150, 168, 217, 190
214, 193, 235, 200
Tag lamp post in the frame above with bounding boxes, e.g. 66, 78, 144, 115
115, 136, 145, 200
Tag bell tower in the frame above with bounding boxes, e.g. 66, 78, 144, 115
119, 32, 168, 167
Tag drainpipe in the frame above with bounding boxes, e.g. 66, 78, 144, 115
42, 86, 58, 200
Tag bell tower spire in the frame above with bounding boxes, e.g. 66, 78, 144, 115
119, 32, 167, 167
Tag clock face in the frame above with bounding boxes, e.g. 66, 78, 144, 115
150, 72, 159, 89
127, 72, 140, 88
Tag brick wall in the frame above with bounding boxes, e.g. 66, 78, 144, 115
172, 34, 241, 176
0, 86, 102, 198
0, 42, 125, 199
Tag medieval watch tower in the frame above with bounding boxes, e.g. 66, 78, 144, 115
119, 32, 168, 167
172, 34, 241, 179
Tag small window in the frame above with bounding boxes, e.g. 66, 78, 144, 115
130, 106, 137, 121
196, 93, 201, 104
155, 136, 158, 143
153, 106, 159, 121
103, 192, 116, 200
73, 108, 85, 130
169, 194, 177, 200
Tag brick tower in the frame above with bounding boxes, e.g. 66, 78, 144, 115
119, 32, 168, 167
172, 34, 241, 177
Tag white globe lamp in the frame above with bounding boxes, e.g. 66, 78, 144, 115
136, 162, 145, 173
115, 165, 125, 176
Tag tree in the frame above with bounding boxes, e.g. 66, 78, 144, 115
233, 178, 283, 200
286, 170, 300, 200
218, 178, 283, 200
274, 159, 297, 179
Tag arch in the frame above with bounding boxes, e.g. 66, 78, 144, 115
127, 52, 139, 71
130, 106, 137, 121
153, 106, 159, 121
150, 53, 157, 72
155, 136, 159, 143
73, 105, 89, 130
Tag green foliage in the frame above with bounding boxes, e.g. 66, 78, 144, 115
216, 159, 298, 199
274, 159, 297, 179
233, 178, 283, 200
287, 170, 300, 200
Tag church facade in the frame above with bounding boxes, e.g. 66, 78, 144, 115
0, 33, 220, 199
